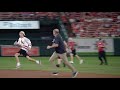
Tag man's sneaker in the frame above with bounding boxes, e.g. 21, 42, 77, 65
56, 64, 60, 67
36, 60, 41, 65
80, 59, 83, 64
69, 61, 74, 64
72, 71, 78, 78
16, 63, 21, 69
52, 72, 59, 75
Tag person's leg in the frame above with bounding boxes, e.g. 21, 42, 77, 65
14, 53, 21, 68
75, 55, 81, 60
58, 53, 78, 78
98, 52, 103, 65
70, 49, 77, 64
58, 57, 62, 65
75, 55, 84, 64
26, 56, 41, 64
19, 49, 40, 64
49, 52, 58, 74
69, 53, 74, 63
15, 53, 20, 64
56, 57, 62, 67
99, 57, 103, 65
102, 51, 108, 65
58, 53, 77, 72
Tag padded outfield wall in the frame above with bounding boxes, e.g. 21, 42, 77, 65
73, 37, 120, 56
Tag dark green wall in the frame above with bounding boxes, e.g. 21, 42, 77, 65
114, 38, 120, 56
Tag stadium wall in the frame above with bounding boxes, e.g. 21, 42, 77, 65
113, 38, 120, 56
0, 38, 120, 57
73, 38, 120, 56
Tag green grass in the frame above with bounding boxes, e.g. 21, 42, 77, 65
0, 56, 120, 75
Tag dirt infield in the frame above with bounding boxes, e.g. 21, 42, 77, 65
0, 70, 120, 78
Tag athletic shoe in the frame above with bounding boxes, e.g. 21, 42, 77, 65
36, 60, 41, 65
52, 72, 59, 75
56, 64, 60, 67
16, 63, 21, 69
69, 61, 74, 64
72, 71, 78, 78
80, 59, 83, 64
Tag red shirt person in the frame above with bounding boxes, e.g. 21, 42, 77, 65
97, 41, 105, 52
67, 38, 76, 56
67, 38, 83, 64
96, 38, 108, 65
68, 40, 76, 51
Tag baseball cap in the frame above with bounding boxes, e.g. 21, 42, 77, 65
20, 31, 25, 36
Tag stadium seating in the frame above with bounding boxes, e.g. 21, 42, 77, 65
63, 12, 120, 37
0, 12, 59, 20
0, 12, 120, 37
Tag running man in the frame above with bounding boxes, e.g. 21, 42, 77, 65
47, 29, 78, 78
14, 31, 41, 69
67, 37, 83, 64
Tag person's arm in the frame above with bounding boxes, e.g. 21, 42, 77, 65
63, 41, 68, 49
14, 38, 22, 47
47, 37, 59, 49
25, 38, 32, 50
47, 43, 58, 49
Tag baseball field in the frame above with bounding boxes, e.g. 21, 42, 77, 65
0, 56, 120, 78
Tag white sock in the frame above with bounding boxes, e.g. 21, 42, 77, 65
17, 62, 21, 66
80, 60, 83, 64
36, 60, 39, 64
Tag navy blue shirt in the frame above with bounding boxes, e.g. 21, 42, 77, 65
52, 34, 66, 54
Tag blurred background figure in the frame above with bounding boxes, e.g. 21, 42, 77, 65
96, 38, 108, 65
67, 37, 84, 64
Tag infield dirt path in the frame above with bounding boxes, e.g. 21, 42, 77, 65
0, 70, 120, 78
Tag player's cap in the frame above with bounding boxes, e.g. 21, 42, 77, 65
53, 29, 59, 33
20, 31, 25, 36
68, 37, 73, 41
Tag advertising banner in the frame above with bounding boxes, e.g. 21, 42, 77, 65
0, 21, 40, 29
73, 38, 114, 53
1, 45, 40, 56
